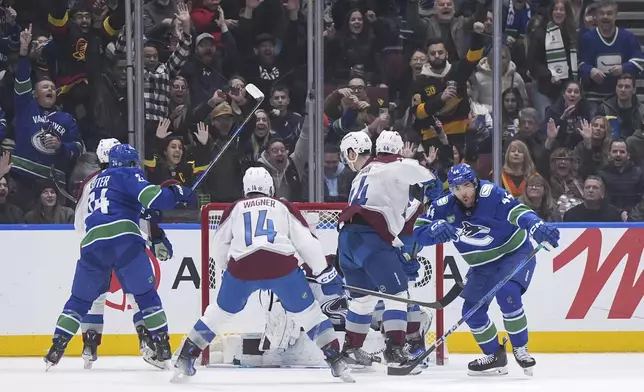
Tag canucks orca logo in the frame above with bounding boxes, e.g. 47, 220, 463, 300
456, 221, 494, 247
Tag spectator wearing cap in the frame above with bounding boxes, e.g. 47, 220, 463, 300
196, 101, 247, 202
236, 0, 300, 110
23, 178, 73, 224
180, 13, 241, 106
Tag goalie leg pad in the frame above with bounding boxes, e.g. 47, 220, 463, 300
291, 302, 338, 350
496, 282, 529, 348
81, 292, 107, 335
381, 291, 408, 346
345, 295, 378, 348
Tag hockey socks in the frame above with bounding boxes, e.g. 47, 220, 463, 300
142, 306, 168, 335
381, 309, 407, 345
306, 319, 339, 351
406, 304, 422, 338
470, 319, 500, 355
187, 319, 217, 350
503, 307, 529, 347
54, 309, 83, 340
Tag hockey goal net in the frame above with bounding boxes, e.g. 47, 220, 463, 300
200, 202, 446, 366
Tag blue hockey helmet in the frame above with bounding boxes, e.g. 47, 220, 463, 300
109, 144, 140, 168
447, 163, 478, 189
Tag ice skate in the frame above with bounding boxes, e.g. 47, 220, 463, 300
81, 330, 100, 369
384, 338, 421, 375
136, 325, 165, 369
513, 345, 536, 376
341, 344, 381, 369
467, 337, 508, 376
404, 334, 429, 369
44, 335, 71, 371
154, 331, 172, 368
170, 338, 201, 383
322, 343, 355, 383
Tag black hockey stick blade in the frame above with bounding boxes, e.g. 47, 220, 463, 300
387, 243, 546, 376
306, 277, 448, 309
50, 165, 77, 204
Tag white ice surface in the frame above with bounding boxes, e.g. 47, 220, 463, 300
2, 354, 643, 392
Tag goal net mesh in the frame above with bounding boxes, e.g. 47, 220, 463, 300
200, 203, 446, 366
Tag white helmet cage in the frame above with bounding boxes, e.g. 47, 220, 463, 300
375, 130, 404, 155
96, 138, 122, 164
243, 166, 275, 197
339, 131, 372, 167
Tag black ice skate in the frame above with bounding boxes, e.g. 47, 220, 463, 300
467, 337, 508, 376
136, 325, 165, 369
81, 330, 100, 369
513, 345, 536, 376
154, 331, 172, 365
170, 338, 202, 383
341, 345, 381, 368
44, 335, 71, 371
383, 338, 421, 375
404, 334, 429, 370
321, 343, 355, 383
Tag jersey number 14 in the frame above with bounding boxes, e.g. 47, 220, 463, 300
243, 209, 277, 246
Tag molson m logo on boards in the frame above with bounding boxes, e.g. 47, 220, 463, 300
105, 249, 162, 311
553, 228, 644, 319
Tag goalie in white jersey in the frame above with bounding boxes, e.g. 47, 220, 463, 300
172, 167, 354, 383
74, 138, 172, 370
337, 130, 434, 368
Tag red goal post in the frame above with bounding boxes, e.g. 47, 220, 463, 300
199, 202, 446, 366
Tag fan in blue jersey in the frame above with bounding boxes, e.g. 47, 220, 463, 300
44, 144, 194, 370
413, 163, 559, 377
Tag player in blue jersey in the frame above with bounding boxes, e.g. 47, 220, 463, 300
413, 163, 560, 376
44, 144, 194, 370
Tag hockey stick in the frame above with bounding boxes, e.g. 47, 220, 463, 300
306, 268, 463, 310
49, 165, 78, 204
387, 243, 547, 376
191, 84, 265, 192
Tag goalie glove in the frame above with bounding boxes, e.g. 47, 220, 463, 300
151, 228, 173, 261
314, 265, 344, 296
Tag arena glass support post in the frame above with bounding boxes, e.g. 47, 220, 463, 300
133, 0, 146, 161
124, 0, 134, 146
492, 0, 503, 186
313, 0, 325, 202
306, 0, 315, 202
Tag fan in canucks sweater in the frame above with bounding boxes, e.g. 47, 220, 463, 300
413, 164, 560, 377
12, 49, 82, 186
44, 144, 194, 370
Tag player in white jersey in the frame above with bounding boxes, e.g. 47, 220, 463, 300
337, 130, 435, 368
74, 138, 170, 369
172, 167, 354, 383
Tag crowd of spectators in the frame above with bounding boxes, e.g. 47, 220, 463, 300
0, 0, 642, 225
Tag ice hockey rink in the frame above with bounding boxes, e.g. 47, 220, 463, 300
3, 354, 643, 392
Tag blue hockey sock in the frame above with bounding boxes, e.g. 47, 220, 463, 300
81, 313, 104, 334
187, 319, 217, 350
345, 311, 372, 348
503, 307, 529, 347
382, 309, 407, 345
132, 310, 145, 329
406, 304, 422, 337
464, 300, 499, 355
54, 309, 83, 341
134, 290, 168, 336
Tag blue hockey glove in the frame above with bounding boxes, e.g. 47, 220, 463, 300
422, 175, 443, 202
314, 265, 344, 296
528, 220, 560, 249
401, 252, 420, 281
151, 228, 174, 261
428, 219, 458, 244
169, 185, 196, 207
140, 208, 163, 225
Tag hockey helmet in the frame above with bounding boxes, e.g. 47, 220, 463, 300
339, 131, 372, 166
375, 130, 403, 155
243, 166, 275, 197
108, 144, 140, 168
97, 138, 121, 164
447, 163, 478, 189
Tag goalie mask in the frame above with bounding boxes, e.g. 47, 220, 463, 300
243, 167, 275, 197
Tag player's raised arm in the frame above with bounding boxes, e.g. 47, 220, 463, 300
108, 144, 194, 210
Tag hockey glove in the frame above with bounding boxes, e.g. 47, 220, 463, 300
151, 228, 174, 261
428, 219, 458, 244
422, 175, 443, 202
314, 265, 344, 296
169, 185, 195, 206
140, 208, 163, 225
401, 252, 421, 281
528, 220, 560, 249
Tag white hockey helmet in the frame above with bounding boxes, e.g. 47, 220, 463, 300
96, 138, 121, 164
376, 130, 404, 155
339, 131, 372, 167
243, 166, 275, 197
